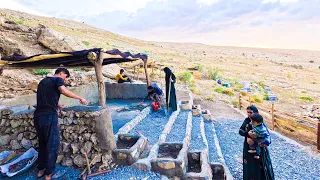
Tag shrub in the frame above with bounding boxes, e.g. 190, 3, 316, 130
209, 68, 221, 80
257, 81, 266, 88
231, 100, 239, 107
301, 90, 307, 94
74, 68, 81, 71
252, 94, 263, 103
194, 64, 203, 71
193, 71, 201, 80
214, 87, 224, 94
205, 95, 216, 101
190, 87, 200, 95
33, 69, 50, 76
309, 60, 314, 63
300, 96, 314, 101
179, 72, 193, 84
223, 88, 234, 96
82, 41, 90, 46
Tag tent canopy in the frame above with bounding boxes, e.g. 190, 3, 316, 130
0, 48, 148, 68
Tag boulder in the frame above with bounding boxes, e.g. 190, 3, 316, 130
36, 26, 86, 53
10, 140, 22, 150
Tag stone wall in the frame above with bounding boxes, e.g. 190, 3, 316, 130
0, 105, 114, 168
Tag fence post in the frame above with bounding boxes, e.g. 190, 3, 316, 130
249, 95, 252, 106
239, 94, 242, 110
317, 121, 320, 152
271, 102, 275, 130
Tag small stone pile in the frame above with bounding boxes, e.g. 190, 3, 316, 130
0, 105, 114, 169
300, 104, 320, 120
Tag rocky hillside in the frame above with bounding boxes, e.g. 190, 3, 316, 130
0, 8, 319, 119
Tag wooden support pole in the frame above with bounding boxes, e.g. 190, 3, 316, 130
271, 102, 275, 130
144, 60, 150, 86
317, 121, 320, 151
88, 51, 106, 108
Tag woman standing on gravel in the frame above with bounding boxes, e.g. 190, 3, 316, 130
163, 67, 177, 112
239, 105, 275, 180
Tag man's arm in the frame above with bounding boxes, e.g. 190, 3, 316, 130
58, 86, 88, 105
119, 74, 128, 80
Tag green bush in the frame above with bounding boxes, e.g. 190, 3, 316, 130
300, 96, 314, 101
214, 87, 224, 94
14, 18, 24, 24
231, 100, 239, 107
82, 41, 90, 46
194, 64, 203, 71
33, 69, 50, 76
209, 68, 221, 80
301, 90, 307, 94
252, 94, 263, 103
74, 68, 81, 71
179, 72, 193, 84
257, 81, 266, 88
223, 88, 234, 96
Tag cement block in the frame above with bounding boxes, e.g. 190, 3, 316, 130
192, 105, 201, 116
201, 110, 212, 121
180, 100, 192, 110
113, 134, 148, 165
185, 151, 212, 180
210, 163, 227, 180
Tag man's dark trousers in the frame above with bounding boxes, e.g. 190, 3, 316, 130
34, 114, 60, 175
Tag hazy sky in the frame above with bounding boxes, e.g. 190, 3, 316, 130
1, 0, 320, 50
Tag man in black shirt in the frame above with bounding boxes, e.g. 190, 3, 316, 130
34, 68, 88, 180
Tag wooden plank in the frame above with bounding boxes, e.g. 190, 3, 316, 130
275, 125, 317, 146
275, 120, 317, 141
276, 110, 317, 126
274, 115, 317, 134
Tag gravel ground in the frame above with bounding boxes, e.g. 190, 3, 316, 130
88, 166, 163, 180
166, 111, 189, 143
1, 164, 80, 180
214, 118, 320, 180
204, 121, 223, 164
189, 116, 206, 151
129, 109, 169, 145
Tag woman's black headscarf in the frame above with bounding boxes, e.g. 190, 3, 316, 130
164, 67, 175, 81
247, 105, 259, 113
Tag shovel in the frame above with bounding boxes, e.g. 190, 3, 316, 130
165, 75, 172, 116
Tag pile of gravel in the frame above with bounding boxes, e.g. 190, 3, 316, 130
88, 166, 163, 180
166, 111, 189, 143
189, 116, 206, 151
204, 121, 223, 164
129, 110, 169, 145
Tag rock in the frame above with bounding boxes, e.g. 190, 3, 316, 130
71, 143, 79, 154
56, 155, 64, 164
102, 64, 121, 78
58, 118, 64, 125
83, 133, 91, 141
73, 155, 86, 167
0, 119, 6, 126
81, 141, 93, 154
37, 26, 86, 52
102, 153, 112, 165
0, 36, 24, 56
0, 135, 11, 146
10, 120, 21, 128
21, 138, 32, 149
63, 117, 72, 125
79, 126, 86, 134
4, 94, 15, 98
31, 140, 38, 147
90, 133, 98, 145
29, 132, 37, 139
29, 81, 38, 92
10, 140, 22, 150
62, 157, 73, 167
62, 142, 70, 153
